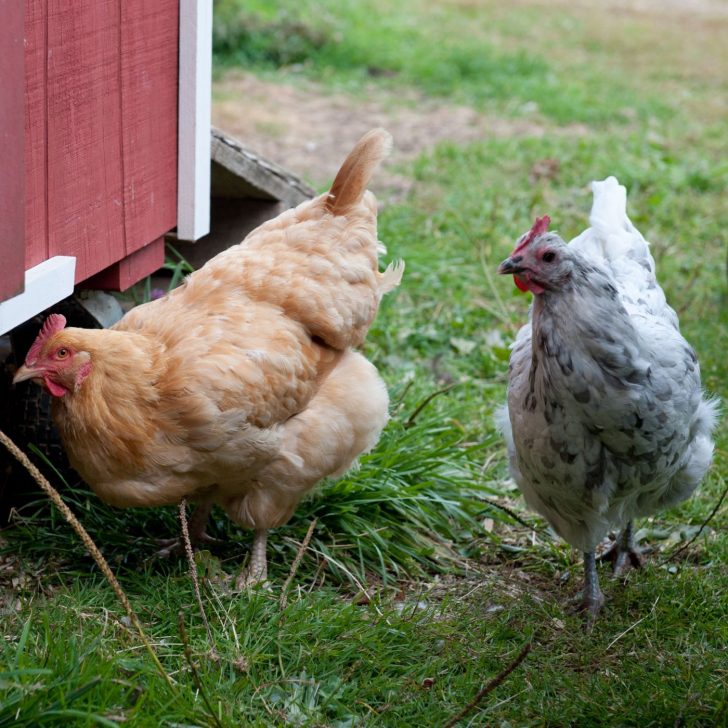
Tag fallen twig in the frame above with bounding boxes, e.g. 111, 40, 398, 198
480, 498, 548, 535
280, 517, 318, 611
660, 477, 728, 565
391, 378, 415, 411
0, 428, 175, 691
405, 383, 459, 428
443, 641, 531, 728
179, 499, 218, 660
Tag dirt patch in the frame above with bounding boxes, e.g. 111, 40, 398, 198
212, 71, 586, 197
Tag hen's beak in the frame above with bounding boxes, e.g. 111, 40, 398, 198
12, 365, 43, 385
497, 256, 524, 275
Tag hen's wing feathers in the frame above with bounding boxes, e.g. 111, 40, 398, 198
119, 293, 324, 428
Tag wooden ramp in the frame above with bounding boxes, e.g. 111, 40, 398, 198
174, 128, 315, 269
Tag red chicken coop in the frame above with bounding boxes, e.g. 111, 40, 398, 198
0, 0, 214, 333
0, 1, 312, 335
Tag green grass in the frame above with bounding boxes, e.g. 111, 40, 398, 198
2, 0, 727, 725
211, 0, 693, 125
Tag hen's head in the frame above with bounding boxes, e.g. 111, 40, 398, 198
497, 216, 572, 295
12, 314, 93, 397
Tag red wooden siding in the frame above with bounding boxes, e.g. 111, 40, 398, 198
120, 1, 179, 255
0, 0, 25, 301
84, 236, 165, 291
46, 0, 126, 280
22, 0, 179, 288
24, 0, 48, 271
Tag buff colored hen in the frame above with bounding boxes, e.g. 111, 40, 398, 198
14, 129, 403, 587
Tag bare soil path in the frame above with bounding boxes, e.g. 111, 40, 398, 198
212, 72, 575, 195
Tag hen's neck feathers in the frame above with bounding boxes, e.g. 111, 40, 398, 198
529, 253, 647, 393
52, 329, 169, 468
533, 254, 627, 336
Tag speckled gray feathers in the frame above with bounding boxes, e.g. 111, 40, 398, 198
498, 177, 718, 552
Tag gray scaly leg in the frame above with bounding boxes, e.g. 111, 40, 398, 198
579, 551, 605, 625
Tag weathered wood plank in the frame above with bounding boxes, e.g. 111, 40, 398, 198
46, 0, 126, 284
0, 0, 25, 302
120, 0, 179, 255
82, 237, 165, 292
23, 0, 49, 272
211, 127, 314, 206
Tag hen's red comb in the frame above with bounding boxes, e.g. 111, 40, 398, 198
512, 215, 551, 255
25, 314, 67, 365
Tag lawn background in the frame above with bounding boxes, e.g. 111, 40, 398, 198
1, 0, 726, 725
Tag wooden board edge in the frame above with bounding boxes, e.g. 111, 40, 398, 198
176, 0, 212, 242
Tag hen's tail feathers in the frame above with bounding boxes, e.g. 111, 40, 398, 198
379, 259, 405, 297
325, 128, 393, 215
588, 176, 650, 262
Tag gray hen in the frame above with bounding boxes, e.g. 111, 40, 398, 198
497, 177, 718, 620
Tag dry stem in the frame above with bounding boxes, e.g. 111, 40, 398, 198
178, 612, 226, 728
0, 429, 175, 691
179, 499, 218, 659
280, 517, 318, 611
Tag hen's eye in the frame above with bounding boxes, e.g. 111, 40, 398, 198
56, 348, 69, 359
542, 251, 556, 263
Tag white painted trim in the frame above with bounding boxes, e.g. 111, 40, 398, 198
0, 256, 76, 335
177, 0, 212, 241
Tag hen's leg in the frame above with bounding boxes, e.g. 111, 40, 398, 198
235, 529, 268, 589
599, 520, 644, 577
156, 500, 219, 557
579, 551, 605, 624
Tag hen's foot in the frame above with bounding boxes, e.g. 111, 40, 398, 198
155, 500, 217, 558
576, 588, 605, 625
235, 529, 269, 590
599, 521, 644, 577
235, 563, 269, 590
155, 531, 221, 558
600, 542, 644, 577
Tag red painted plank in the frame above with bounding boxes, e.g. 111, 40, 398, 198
46, 0, 126, 284
22, 2, 179, 290
23, 0, 49, 272
120, 0, 179, 255
82, 236, 165, 291
0, 0, 25, 302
